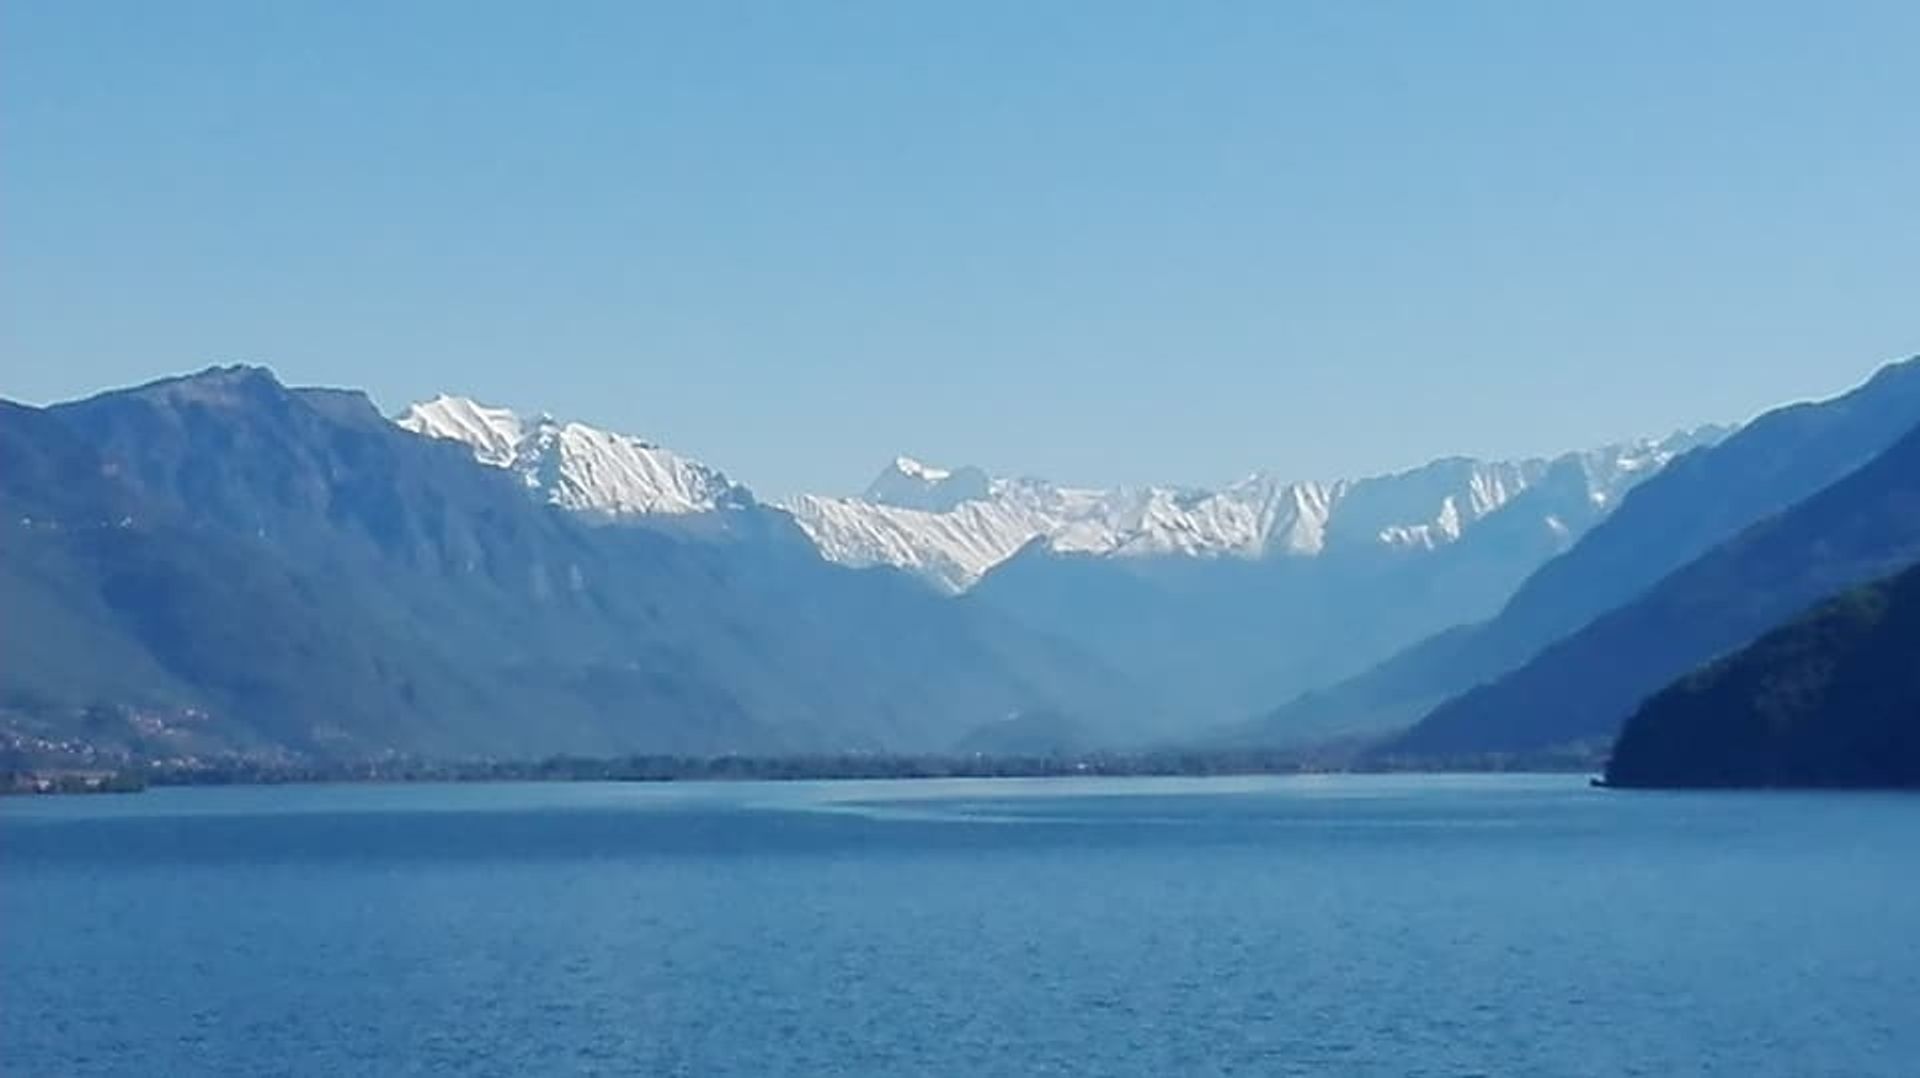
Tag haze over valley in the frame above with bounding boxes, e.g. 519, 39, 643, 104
10, 355, 1920, 783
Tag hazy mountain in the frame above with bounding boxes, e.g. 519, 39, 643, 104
0, 363, 1794, 766
963, 435, 1723, 722
1383, 401, 1920, 760
1605, 560, 1920, 788
0, 367, 1143, 765
781, 435, 1719, 593
1228, 355, 1920, 750
386, 390, 1719, 725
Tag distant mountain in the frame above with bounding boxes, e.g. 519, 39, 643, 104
1229, 355, 1920, 750
1605, 561, 1920, 788
385, 390, 1718, 726
861, 457, 996, 513
0, 363, 1788, 766
396, 394, 766, 541
0, 367, 1142, 766
1383, 403, 1920, 760
962, 435, 1723, 722
781, 435, 1719, 593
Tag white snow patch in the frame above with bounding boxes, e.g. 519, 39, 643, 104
396, 396, 752, 518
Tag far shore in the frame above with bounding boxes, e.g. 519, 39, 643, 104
3, 749, 1605, 796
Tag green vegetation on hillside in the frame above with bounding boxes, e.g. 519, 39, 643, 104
1605, 560, 1920, 788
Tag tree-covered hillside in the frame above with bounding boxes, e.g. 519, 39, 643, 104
1606, 561, 1920, 788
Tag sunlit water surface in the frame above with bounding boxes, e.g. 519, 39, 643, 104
5, 774, 1917, 1076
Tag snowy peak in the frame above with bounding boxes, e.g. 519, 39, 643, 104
1569, 425, 1733, 506
395, 395, 753, 518
891, 456, 949, 482
397, 394, 527, 468
780, 426, 1731, 590
862, 456, 994, 512
394, 388, 1731, 591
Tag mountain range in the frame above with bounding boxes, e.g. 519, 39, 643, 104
1387, 385, 1920, 760
1229, 354, 1920, 758
8, 354, 1920, 774
397, 390, 1721, 595
965, 438, 1722, 722
785, 449, 1648, 593
396, 391, 1722, 723
0, 368, 1142, 766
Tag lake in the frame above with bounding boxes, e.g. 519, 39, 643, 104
3, 774, 1916, 1076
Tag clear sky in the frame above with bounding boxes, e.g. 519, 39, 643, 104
3, 2, 1915, 498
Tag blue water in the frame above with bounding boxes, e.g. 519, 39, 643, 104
4, 774, 1917, 1076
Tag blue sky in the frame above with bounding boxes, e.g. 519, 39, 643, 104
4, 2, 1915, 497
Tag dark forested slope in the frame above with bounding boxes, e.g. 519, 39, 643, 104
1605, 562, 1920, 788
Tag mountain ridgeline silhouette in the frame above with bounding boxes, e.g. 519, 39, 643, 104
0, 368, 1145, 764
7, 355, 1920, 777
1224, 356, 1920, 757
1386, 403, 1920, 760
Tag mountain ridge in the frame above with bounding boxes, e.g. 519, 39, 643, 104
1220, 354, 1920, 751
397, 393, 758, 519
395, 391, 1725, 594
1385, 399, 1920, 760
788, 434, 1723, 592
1, 366, 1150, 765
381, 386, 1729, 726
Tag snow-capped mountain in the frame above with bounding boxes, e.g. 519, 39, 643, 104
780, 429, 1728, 592
392, 392, 1727, 593
396, 395, 754, 520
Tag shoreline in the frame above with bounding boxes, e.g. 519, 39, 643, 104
4, 751, 1602, 796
